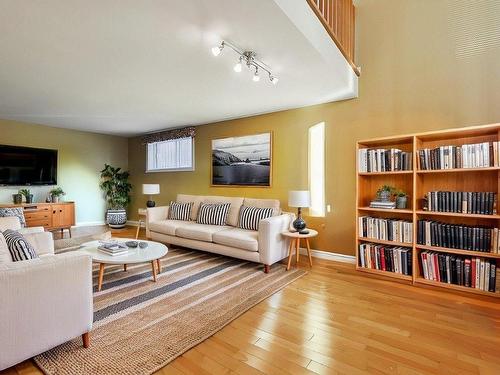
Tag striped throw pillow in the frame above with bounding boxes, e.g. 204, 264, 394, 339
3, 229, 38, 262
168, 201, 194, 221
238, 206, 275, 231
197, 203, 231, 226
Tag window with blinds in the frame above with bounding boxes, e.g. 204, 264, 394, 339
146, 137, 194, 172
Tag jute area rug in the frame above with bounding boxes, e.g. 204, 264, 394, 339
34, 248, 306, 375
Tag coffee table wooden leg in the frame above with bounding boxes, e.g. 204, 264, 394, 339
98, 263, 105, 292
296, 238, 300, 264
135, 221, 141, 239
286, 239, 294, 271
156, 259, 161, 274
151, 261, 157, 282
123, 264, 127, 272
306, 239, 313, 267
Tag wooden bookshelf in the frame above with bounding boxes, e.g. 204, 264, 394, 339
356, 123, 500, 298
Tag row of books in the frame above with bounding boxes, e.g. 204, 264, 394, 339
359, 216, 413, 243
424, 191, 496, 215
416, 220, 498, 253
358, 243, 412, 275
358, 148, 412, 172
369, 200, 396, 209
418, 142, 500, 170
420, 251, 497, 292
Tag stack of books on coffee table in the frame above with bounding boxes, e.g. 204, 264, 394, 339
369, 200, 396, 209
98, 242, 129, 256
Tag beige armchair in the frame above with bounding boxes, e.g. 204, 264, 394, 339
0, 217, 93, 370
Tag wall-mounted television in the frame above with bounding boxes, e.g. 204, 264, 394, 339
0, 145, 58, 186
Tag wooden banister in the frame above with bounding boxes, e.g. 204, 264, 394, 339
307, 0, 360, 76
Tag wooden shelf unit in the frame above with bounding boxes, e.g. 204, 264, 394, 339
356, 123, 500, 298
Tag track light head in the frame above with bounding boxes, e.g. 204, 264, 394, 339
233, 57, 243, 72
270, 75, 279, 85
211, 43, 224, 56
252, 68, 260, 82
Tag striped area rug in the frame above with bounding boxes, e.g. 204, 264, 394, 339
34, 248, 306, 375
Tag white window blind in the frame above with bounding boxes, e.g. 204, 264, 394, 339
308, 122, 325, 217
146, 137, 194, 172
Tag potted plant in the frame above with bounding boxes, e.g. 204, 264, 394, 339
376, 185, 395, 202
12, 193, 22, 204
19, 188, 34, 204
50, 187, 66, 203
100, 164, 132, 229
395, 189, 408, 209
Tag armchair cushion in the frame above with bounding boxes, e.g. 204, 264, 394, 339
2, 229, 37, 261
0, 208, 26, 227
0, 233, 11, 264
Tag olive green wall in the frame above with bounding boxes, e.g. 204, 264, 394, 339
0, 119, 128, 224
126, 0, 498, 255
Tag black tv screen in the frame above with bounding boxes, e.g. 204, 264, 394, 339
0, 145, 57, 186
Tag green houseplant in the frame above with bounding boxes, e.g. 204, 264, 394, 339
19, 188, 34, 204
100, 164, 132, 229
49, 187, 65, 203
395, 189, 408, 209
376, 185, 395, 202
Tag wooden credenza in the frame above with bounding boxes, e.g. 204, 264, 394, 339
0, 202, 75, 236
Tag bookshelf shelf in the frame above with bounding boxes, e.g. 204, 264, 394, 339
415, 210, 500, 220
358, 207, 413, 214
356, 123, 500, 298
415, 277, 499, 297
416, 167, 500, 174
358, 237, 412, 247
357, 266, 412, 281
415, 245, 500, 259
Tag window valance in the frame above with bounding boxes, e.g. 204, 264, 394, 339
141, 126, 196, 145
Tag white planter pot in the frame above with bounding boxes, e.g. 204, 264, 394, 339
106, 209, 127, 229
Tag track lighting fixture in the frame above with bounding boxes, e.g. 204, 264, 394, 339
211, 40, 278, 85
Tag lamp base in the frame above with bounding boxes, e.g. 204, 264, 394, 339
146, 200, 156, 208
292, 216, 306, 233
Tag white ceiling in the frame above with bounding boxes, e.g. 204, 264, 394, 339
0, 0, 358, 136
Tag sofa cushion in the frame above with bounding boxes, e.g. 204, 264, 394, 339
176, 223, 231, 242
0, 233, 12, 264
149, 220, 193, 236
177, 194, 244, 226
3, 229, 38, 261
0, 208, 26, 228
168, 201, 194, 221
213, 228, 259, 252
238, 206, 275, 231
197, 203, 231, 226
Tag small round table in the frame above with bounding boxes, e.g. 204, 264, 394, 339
80, 238, 168, 291
281, 229, 318, 270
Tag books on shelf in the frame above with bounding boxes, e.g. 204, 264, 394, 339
359, 216, 413, 243
420, 251, 497, 292
418, 141, 500, 170
369, 200, 396, 209
425, 191, 496, 215
359, 243, 412, 275
417, 220, 500, 253
358, 148, 412, 172
98, 241, 129, 256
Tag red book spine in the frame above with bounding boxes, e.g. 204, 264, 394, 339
380, 247, 386, 271
371, 247, 375, 269
471, 258, 476, 288
433, 253, 441, 282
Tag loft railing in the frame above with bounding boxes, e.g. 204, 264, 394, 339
306, 0, 359, 76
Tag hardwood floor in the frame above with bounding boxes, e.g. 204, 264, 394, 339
2, 225, 500, 374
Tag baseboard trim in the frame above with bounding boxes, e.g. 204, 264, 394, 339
126, 220, 143, 227
74, 221, 106, 227
299, 247, 356, 264
124, 221, 355, 263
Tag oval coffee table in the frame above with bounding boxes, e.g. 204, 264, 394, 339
80, 239, 168, 291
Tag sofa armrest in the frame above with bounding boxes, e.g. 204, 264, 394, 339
146, 206, 170, 238
0, 252, 93, 370
258, 213, 294, 266
24, 231, 54, 256
19, 226, 46, 235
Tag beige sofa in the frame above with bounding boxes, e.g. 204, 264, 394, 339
0, 217, 93, 370
146, 194, 294, 272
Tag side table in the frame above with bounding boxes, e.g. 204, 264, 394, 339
136, 208, 147, 239
281, 229, 318, 270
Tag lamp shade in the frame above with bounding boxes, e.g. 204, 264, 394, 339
288, 190, 311, 208
142, 184, 160, 195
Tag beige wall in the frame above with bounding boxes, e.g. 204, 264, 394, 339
130, 0, 499, 255
0, 119, 128, 224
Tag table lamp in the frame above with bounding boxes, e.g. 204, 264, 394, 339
142, 184, 160, 207
288, 190, 311, 234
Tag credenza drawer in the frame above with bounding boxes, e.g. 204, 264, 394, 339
25, 212, 51, 220
25, 218, 51, 228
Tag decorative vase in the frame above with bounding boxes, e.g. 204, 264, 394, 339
106, 209, 127, 229
51, 196, 59, 203
26, 194, 34, 204
12, 194, 22, 204
396, 196, 408, 209
377, 191, 391, 202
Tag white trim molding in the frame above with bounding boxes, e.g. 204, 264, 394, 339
299, 247, 355, 264
74, 221, 106, 227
